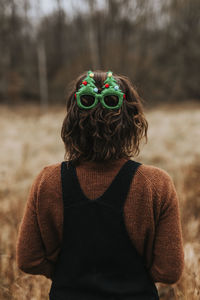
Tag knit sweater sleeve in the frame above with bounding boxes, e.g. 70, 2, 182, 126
16, 167, 55, 280
148, 168, 185, 284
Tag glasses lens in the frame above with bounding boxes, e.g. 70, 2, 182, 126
80, 95, 95, 107
104, 95, 119, 107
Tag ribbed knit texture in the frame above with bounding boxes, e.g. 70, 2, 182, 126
16, 158, 184, 284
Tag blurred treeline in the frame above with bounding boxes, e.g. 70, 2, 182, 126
0, 0, 200, 106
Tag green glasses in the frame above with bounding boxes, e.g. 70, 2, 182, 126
74, 70, 126, 110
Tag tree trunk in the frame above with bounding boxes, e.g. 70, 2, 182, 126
37, 39, 48, 112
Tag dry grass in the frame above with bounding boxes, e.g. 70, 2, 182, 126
0, 101, 200, 299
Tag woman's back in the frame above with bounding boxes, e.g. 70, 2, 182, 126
16, 157, 184, 286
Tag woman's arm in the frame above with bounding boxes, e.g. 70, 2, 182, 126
16, 167, 55, 280
149, 171, 185, 284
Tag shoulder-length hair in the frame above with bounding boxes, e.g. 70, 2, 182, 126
61, 70, 148, 165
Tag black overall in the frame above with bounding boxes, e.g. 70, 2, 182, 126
49, 160, 159, 300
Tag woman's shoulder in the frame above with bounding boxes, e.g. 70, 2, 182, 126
137, 162, 172, 179
33, 162, 62, 188
134, 162, 178, 211
41, 161, 62, 176
134, 161, 175, 192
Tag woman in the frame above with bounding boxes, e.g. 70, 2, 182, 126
16, 70, 184, 300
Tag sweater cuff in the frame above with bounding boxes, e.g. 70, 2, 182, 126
18, 258, 55, 280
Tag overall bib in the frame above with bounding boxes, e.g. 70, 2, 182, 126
49, 160, 159, 300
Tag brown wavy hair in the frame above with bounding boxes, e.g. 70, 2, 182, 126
61, 70, 148, 165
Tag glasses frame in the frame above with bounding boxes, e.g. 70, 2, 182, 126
76, 88, 124, 110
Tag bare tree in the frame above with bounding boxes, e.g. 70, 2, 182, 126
35, 0, 49, 111
87, 0, 101, 69
37, 40, 48, 111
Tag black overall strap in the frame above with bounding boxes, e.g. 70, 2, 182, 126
100, 160, 142, 212
61, 159, 142, 212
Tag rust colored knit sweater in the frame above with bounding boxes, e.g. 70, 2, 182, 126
16, 158, 184, 284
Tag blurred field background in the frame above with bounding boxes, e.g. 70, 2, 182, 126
0, 0, 200, 299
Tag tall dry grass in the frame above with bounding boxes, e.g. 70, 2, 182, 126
0, 102, 200, 299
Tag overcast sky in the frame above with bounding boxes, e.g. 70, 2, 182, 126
40, 0, 71, 14
38, 0, 106, 15
30, 0, 161, 23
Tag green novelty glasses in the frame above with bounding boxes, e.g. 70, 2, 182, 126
74, 70, 125, 110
